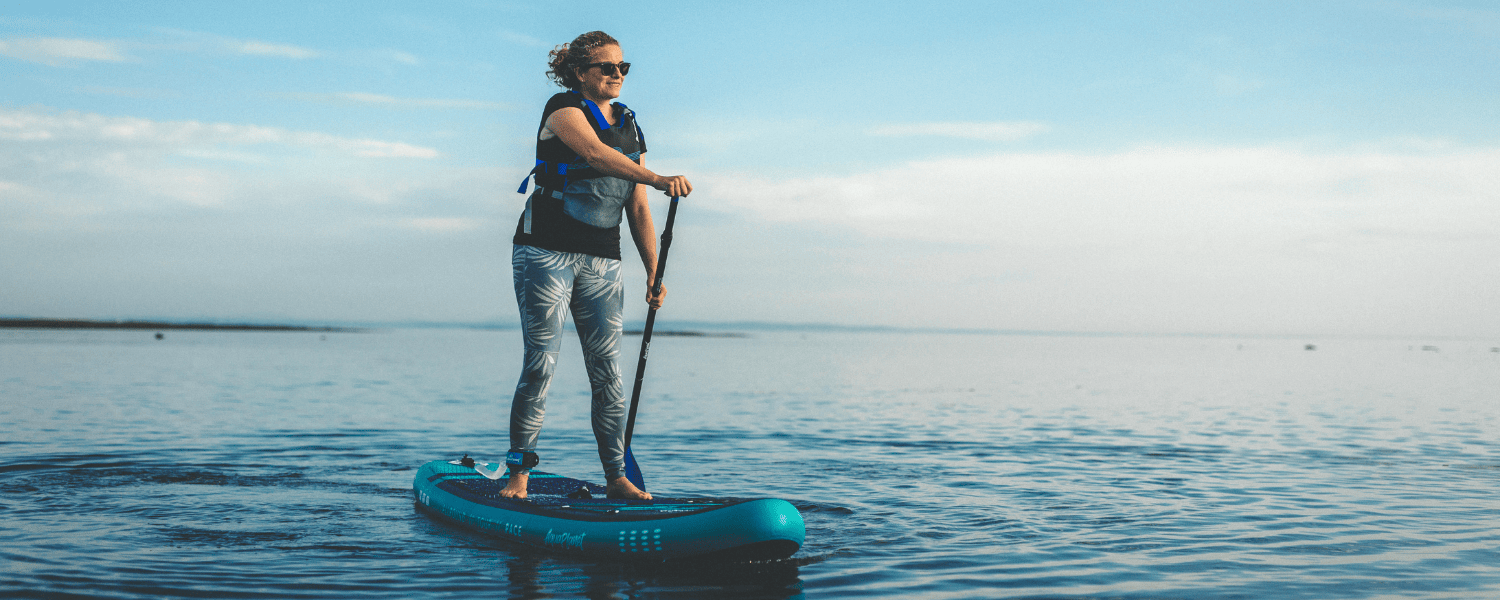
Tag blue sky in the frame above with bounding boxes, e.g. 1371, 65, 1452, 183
3, 1, 1498, 336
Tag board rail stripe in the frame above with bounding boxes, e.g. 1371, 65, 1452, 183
434, 480, 744, 523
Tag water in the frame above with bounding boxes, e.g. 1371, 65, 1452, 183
2, 327, 1497, 599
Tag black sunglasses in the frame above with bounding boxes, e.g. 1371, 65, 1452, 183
582, 61, 631, 76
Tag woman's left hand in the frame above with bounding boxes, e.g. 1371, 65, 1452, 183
646, 283, 667, 309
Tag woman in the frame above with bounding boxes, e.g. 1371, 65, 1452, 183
501, 31, 691, 500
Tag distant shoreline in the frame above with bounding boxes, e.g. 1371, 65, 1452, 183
2, 317, 1484, 341
0, 318, 359, 332
623, 330, 746, 338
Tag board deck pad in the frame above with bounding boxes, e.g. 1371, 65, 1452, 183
413, 459, 804, 561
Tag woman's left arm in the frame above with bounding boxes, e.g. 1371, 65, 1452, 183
624, 159, 665, 309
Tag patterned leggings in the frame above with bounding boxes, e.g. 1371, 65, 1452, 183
509, 244, 628, 480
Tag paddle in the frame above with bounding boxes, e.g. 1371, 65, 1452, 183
622, 195, 681, 491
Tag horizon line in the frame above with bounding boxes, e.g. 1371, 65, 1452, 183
2, 315, 1493, 342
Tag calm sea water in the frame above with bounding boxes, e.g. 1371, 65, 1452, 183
2, 327, 1497, 599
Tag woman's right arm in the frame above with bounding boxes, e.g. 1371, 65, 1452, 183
546, 107, 692, 197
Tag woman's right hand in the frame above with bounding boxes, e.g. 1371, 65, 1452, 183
652, 175, 692, 197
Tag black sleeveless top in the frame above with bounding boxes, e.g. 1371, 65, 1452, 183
512, 92, 647, 260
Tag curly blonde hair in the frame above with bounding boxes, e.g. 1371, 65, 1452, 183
546, 31, 619, 90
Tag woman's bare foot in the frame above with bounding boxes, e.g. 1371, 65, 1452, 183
606, 477, 652, 500
499, 472, 528, 499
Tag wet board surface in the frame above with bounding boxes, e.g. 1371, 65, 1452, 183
413, 459, 804, 561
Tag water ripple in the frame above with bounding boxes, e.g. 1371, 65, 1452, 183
3, 330, 1499, 598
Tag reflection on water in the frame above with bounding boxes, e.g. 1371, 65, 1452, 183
2, 328, 1497, 599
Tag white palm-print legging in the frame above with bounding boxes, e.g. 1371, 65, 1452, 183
509, 244, 628, 480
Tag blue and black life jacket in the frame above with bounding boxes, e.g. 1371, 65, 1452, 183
512, 91, 647, 260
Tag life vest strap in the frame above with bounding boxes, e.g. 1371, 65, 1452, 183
582, 98, 611, 130
516, 160, 572, 194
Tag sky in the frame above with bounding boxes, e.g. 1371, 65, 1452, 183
2, 0, 1498, 337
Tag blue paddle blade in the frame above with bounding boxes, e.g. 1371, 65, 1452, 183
624, 446, 645, 490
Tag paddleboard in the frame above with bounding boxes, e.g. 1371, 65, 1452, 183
413, 458, 805, 561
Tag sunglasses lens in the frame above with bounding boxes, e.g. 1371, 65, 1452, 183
586, 62, 630, 76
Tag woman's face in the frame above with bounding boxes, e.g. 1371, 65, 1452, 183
575, 44, 625, 102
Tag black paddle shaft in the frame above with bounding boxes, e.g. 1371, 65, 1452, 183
623, 196, 680, 448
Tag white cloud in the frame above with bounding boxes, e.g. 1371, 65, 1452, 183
150, 28, 320, 60
234, 40, 319, 59
706, 145, 1500, 247
1371, 1, 1500, 36
691, 144, 1500, 334
0, 37, 129, 66
175, 148, 271, 163
869, 121, 1050, 141
319, 92, 511, 111
0, 111, 565, 325
5, 99, 1497, 334
77, 86, 180, 99
0, 105, 439, 158
387, 50, 420, 65
0, 105, 442, 223
330, 137, 440, 158
405, 217, 481, 232
499, 30, 548, 47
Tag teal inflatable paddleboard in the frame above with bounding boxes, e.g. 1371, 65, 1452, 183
413, 459, 805, 561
